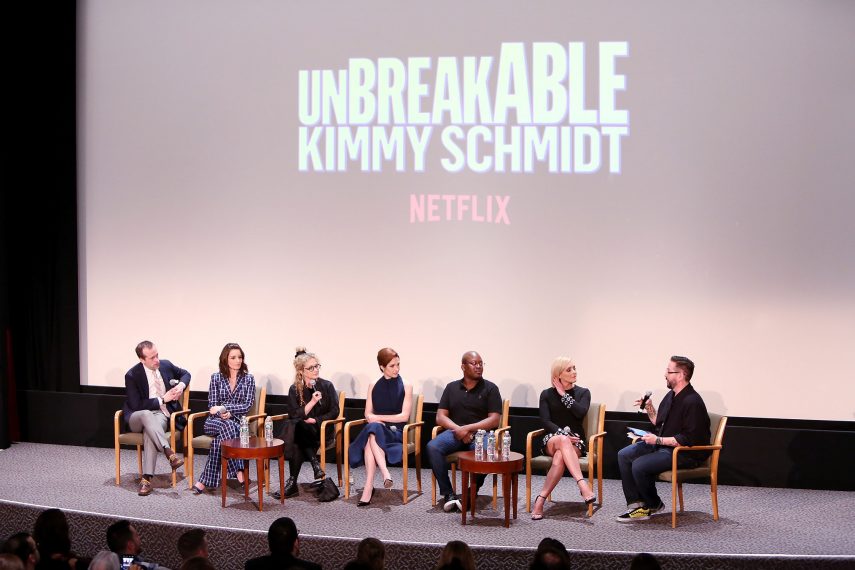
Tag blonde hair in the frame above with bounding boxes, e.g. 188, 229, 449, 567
550, 356, 575, 381
293, 346, 318, 406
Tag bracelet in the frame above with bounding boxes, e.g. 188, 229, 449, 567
656, 437, 662, 446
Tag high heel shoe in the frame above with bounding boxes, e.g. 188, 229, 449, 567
383, 478, 393, 489
531, 494, 547, 520
576, 477, 596, 505
357, 487, 374, 506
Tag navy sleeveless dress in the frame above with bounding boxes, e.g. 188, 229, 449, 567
348, 376, 406, 467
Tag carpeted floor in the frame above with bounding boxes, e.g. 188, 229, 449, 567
1, 442, 853, 569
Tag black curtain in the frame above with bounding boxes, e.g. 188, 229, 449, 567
3, 0, 80, 426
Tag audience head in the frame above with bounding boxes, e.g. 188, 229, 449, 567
629, 552, 662, 570
2, 533, 39, 570
530, 537, 571, 570
218, 342, 248, 377
106, 521, 141, 556
267, 518, 299, 558
87, 551, 119, 570
356, 537, 385, 570
178, 557, 216, 570
436, 541, 475, 570
177, 529, 208, 561
33, 509, 71, 558
0, 554, 24, 570
2, 532, 39, 570
670, 355, 694, 381
376, 348, 400, 379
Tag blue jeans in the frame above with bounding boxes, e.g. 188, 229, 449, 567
617, 442, 698, 508
426, 430, 485, 497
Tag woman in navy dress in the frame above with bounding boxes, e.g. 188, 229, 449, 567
192, 342, 255, 494
531, 356, 596, 519
348, 347, 413, 506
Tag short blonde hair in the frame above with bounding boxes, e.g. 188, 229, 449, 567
550, 356, 575, 380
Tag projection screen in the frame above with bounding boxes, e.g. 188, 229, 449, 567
78, 0, 855, 421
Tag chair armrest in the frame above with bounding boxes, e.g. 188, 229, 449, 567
344, 419, 368, 449
432, 425, 445, 438
495, 426, 511, 448
268, 413, 289, 422
526, 429, 545, 459
187, 411, 209, 441
402, 421, 424, 445
587, 430, 607, 453
320, 416, 346, 442
671, 444, 722, 469
170, 409, 192, 432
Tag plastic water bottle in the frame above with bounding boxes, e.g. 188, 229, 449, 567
474, 430, 485, 460
486, 431, 496, 461
264, 416, 273, 443
501, 431, 511, 459
240, 416, 250, 445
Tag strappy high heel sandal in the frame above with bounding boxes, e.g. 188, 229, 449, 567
576, 477, 596, 505
531, 494, 547, 520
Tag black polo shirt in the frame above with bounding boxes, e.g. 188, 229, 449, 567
438, 378, 503, 426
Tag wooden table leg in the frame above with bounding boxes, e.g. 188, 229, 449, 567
512, 473, 518, 519
502, 473, 511, 528
278, 455, 285, 504
256, 459, 264, 511
461, 470, 470, 525
243, 464, 250, 500
221, 455, 227, 508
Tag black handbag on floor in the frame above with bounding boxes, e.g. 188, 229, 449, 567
315, 477, 340, 502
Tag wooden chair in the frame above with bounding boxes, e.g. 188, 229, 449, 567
657, 413, 727, 528
264, 390, 346, 490
524, 402, 606, 517
343, 393, 425, 503
114, 389, 190, 488
431, 399, 510, 508
185, 385, 267, 489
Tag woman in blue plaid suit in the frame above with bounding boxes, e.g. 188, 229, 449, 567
191, 342, 255, 494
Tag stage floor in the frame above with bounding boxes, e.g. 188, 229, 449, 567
1, 443, 853, 569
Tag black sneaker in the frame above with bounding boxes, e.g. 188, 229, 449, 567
442, 493, 461, 512
616, 505, 651, 522
649, 501, 665, 515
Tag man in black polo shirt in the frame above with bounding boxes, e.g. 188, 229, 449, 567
616, 355, 711, 522
427, 351, 503, 512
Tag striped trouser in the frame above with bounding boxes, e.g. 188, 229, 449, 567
198, 416, 244, 487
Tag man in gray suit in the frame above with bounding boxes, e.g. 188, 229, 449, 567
123, 340, 190, 496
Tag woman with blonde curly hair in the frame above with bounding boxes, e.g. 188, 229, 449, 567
275, 347, 339, 499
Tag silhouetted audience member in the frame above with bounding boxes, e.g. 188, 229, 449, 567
344, 538, 384, 570
0, 554, 24, 570
244, 518, 320, 570
105, 521, 161, 570
86, 552, 118, 570
629, 553, 661, 570
34, 509, 89, 570
530, 538, 571, 570
435, 541, 475, 570
178, 558, 214, 570
2, 533, 39, 570
176, 531, 208, 563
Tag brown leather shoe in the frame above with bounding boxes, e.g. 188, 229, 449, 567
167, 453, 184, 469
138, 478, 152, 496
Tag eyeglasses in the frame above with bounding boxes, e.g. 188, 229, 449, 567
304, 364, 321, 372
666, 370, 680, 375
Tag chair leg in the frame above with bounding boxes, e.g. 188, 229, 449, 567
115, 444, 121, 486
416, 448, 422, 493
136, 445, 143, 478
431, 473, 437, 506
336, 443, 343, 486
187, 446, 194, 489
525, 462, 532, 512
451, 463, 456, 494
672, 478, 679, 528
678, 482, 685, 511
402, 453, 409, 504
711, 473, 719, 521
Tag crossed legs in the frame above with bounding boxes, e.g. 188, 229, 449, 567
532, 435, 595, 519
360, 434, 392, 503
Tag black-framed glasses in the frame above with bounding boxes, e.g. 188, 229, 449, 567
305, 364, 321, 372
666, 370, 680, 375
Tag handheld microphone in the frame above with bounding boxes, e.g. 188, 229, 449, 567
169, 379, 179, 387
638, 391, 652, 413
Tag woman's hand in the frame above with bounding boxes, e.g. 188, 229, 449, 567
551, 377, 565, 396
366, 412, 382, 423
305, 417, 317, 424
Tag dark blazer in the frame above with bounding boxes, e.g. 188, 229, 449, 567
245, 553, 321, 570
123, 360, 191, 429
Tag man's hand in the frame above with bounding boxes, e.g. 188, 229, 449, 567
453, 426, 471, 442
163, 386, 181, 403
